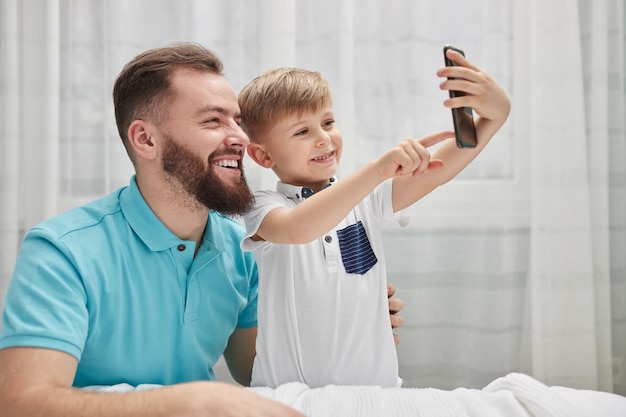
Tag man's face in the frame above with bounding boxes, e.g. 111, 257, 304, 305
158, 68, 254, 216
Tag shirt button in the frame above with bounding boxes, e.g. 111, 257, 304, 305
177, 244, 186, 252
324, 235, 332, 243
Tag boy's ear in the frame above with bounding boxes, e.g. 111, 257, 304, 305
247, 143, 275, 168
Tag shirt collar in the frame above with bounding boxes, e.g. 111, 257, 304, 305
276, 176, 336, 200
120, 175, 218, 253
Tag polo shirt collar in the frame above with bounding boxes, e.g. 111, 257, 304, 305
120, 176, 212, 252
276, 176, 336, 200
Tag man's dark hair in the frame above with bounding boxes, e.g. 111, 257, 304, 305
113, 42, 224, 162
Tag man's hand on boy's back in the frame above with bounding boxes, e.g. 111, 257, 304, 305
387, 283, 404, 345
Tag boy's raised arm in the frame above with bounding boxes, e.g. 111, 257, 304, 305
253, 49, 509, 243
255, 132, 450, 244
391, 48, 511, 212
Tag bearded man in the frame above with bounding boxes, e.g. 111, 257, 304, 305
0, 43, 402, 417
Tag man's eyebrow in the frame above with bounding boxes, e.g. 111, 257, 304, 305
194, 105, 241, 119
195, 105, 224, 116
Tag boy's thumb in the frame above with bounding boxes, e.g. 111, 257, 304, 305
427, 159, 444, 170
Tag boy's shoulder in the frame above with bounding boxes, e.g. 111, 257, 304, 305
252, 188, 293, 207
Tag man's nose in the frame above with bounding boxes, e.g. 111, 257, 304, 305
225, 123, 250, 148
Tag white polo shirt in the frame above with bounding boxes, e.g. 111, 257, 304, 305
242, 178, 407, 388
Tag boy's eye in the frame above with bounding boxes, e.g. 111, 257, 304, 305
323, 119, 335, 128
295, 128, 309, 136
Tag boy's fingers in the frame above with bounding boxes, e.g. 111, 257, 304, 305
445, 49, 481, 71
418, 131, 456, 148
411, 159, 444, 177
427, 159, 444, 170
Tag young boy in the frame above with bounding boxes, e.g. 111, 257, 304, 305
238, 48, 510, 388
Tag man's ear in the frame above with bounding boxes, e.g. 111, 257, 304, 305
247, 143, 274, 168
127, 120, 158, 160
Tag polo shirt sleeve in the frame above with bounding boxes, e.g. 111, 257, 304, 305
240, 190, 285, 252
370, 179, 410, 228
0, 227, 88, 360
236, 249, 259, 329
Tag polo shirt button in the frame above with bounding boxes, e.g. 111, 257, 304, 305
324, 235, 332, 243
177, 244, 186, 252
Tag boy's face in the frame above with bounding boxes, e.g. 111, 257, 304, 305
253, 107, 342, 191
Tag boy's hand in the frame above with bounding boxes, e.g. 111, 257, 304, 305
374, 131, 451, 179
438, 49, 511, 124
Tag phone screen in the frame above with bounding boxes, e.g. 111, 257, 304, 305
444, 45, 477, 148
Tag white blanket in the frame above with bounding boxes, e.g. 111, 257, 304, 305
86, 373, 626, 417
249, 373, 626, 417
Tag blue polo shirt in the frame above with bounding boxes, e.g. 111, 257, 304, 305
0, 176, 258, 387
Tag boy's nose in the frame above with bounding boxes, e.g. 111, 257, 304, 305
316, 132, 331, 147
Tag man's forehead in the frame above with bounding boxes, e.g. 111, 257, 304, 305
170, 67, 226, 91
169, 68, 238, 111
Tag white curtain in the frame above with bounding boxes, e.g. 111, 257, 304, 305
1, 0, 624, 394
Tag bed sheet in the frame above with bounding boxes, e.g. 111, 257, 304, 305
249, 373, 626, 417
85, 372, 626, 417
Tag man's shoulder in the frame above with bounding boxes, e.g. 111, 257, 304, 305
30, 187, 127, 240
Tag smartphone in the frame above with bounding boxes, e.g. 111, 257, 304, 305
443, 45, 477, 148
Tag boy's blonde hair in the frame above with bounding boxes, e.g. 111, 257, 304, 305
238, 67, 332, 142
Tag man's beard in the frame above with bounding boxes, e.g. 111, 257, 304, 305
161, 134, 254, 217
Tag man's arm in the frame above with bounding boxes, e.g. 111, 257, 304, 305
222, 327, 257, 386
0, 346, 303, 417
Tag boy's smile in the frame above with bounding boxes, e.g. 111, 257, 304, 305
311, 150, 336, 163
